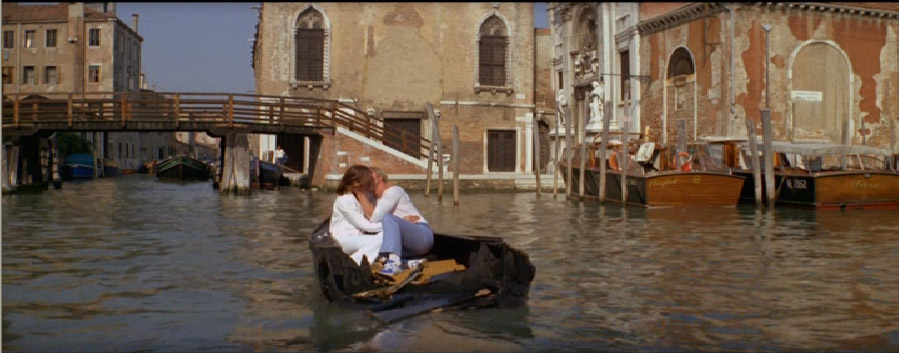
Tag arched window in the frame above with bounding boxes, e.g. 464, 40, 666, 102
667, 47, 694, 78
478, 15, 508, 87
295, 8, 324, 82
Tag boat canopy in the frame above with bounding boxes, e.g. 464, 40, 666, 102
769, 141, 892, 157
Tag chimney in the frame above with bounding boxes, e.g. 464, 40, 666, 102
132, 14, 139, 33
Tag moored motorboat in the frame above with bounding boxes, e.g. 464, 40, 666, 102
156, 155, 210, 181
707, 138, 899, 209
61, 153, 96, 179
308, 218, 535, 319
559, 137, 746, 207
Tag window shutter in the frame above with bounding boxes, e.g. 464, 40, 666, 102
479, 36, 505, 86
296, 29, 324, 81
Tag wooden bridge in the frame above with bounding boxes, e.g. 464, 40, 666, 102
2, 91, 439, 193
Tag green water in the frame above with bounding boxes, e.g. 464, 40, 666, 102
3, 174, 898, 352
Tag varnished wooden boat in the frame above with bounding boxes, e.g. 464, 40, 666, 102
559, 140, 745, 207
309, 218, 535, 316
156, 155, 210, 181
712, 139, 899, 209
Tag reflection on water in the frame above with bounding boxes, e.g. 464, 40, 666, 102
3, 175, 899, 352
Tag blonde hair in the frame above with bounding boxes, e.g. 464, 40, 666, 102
369, 166, 389, 183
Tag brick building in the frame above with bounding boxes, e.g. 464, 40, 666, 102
1, 2, 166, 172
550, 2, 899, 154
251, 3, 555, 189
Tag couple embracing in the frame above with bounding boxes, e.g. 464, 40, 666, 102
328, 165, 433, 275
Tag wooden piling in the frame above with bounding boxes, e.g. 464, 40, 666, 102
425, 103, 436, 197
620, 120, 630, 205
552, 112, 559, 198
533, 113, 541, 198
761, 109, 775, 207
745, 118, 762, 207
579, 101, 587, 200
599, 103, 610, 202
452, 125, 460, 205
436, 112, 444, 202
564, 104, 573, 199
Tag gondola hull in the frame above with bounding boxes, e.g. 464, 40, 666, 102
309, 218, 535, 308
156, 155, 210, 181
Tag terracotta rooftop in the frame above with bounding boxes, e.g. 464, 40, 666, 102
2, 3, 117, 23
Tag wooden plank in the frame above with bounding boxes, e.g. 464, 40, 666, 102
453, 125, 460, 205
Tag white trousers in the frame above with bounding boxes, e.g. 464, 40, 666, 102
334, 233, 383, 266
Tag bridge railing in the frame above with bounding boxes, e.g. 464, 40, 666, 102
2, 91, 441, 163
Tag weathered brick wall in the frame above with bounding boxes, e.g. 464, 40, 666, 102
255, 3, 542, 185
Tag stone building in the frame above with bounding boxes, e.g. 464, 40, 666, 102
252, 3, 555, 189
2, 2, 152, 172
550, 2, 899, 153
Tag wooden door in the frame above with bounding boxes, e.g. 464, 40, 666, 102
488, 130, 516, 172
383, 118, 421, 157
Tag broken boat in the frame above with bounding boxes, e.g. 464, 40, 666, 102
308, 218, 535, 323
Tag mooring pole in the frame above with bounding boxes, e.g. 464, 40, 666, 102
533, 113, 542, 198
452, 125, 460, 205
746, 119, 762, 207
579, 99, 587, 200
425, 103, 436, 197
762, 24, 775, 208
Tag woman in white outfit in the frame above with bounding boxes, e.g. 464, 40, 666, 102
328, 165, 383, 266
359, 167, 434, 275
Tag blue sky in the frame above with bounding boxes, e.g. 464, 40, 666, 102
114, 3, 549, 93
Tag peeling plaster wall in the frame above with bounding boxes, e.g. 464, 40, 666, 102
640, 4, 898, 150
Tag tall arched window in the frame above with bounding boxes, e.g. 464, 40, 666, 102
295, 8, 324, 82
478, 15, 508, 87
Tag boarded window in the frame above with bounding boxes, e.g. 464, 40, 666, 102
2, 31, 13, 49
384, 118, 422, 157
88, 28, 100, 46
479, 36, 506, 86
23, 66, 35, 84
478, 15, 507, 87
488, 130, 516, 172
24, 30, 35, 48
88, 65, 100, 83
295, 8, 325, 82
296, 29, 324, 81
45, 66, 58, 85
46, 29, 57, 48
620, 50, 630, 101
2, 66, 13, 84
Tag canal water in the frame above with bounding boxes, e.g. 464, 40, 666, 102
3, 174, 898, 352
